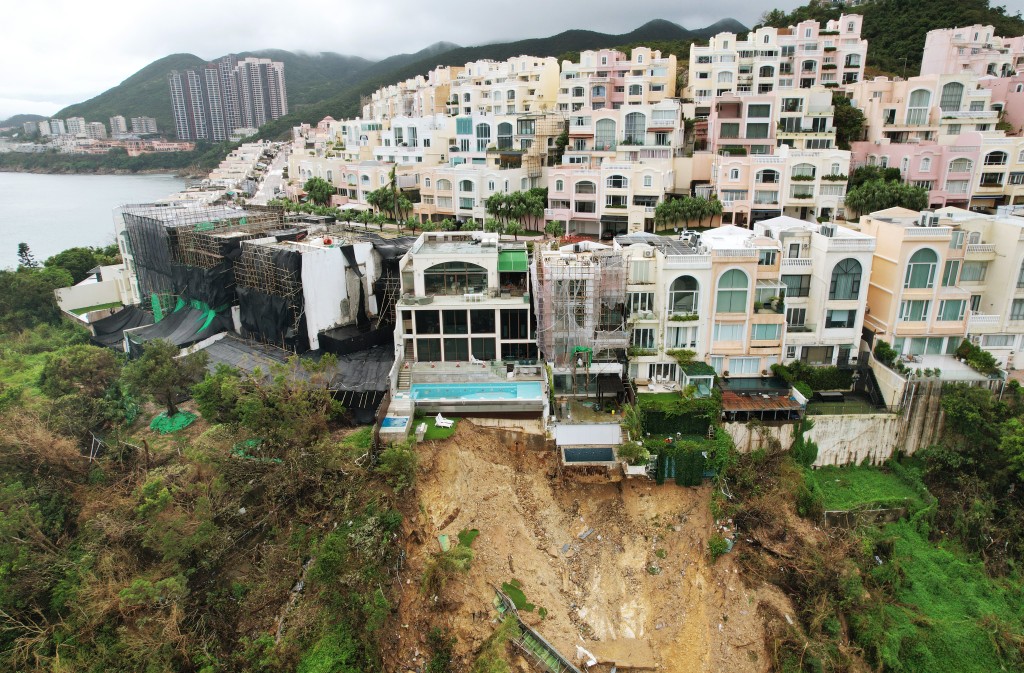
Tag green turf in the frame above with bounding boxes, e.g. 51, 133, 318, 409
70, 302, 123, 315
808, 465, 925, 511
806, 399, 879, 415
422, 416, 458, 440
856, 521, 1024, 673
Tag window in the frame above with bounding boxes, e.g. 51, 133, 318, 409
470, 309, 495, 333
424, 262, 488, 295
751, 323, 781, 340
628, 84, 642, 95
825, 310, 855, 328
983, 335, 1014, 348
949, 158, 973, 173
1017, 260, 1024, 289
960, 261, 988, 282
631, 328, 655, 349
718, 71, 734, 83
729, 357, 761, 375
719, 123, 740, 139
748, 103, 771, 118
650, 363, 677, 382
716, 269, 748, 312
921, 157, 932, 172
937, 300, 966, 321
624, 112, 646, 144
595, 119, 616, 151
792, 163, 816, 179
628, 292, 655, 313
756, 169, 779, 184
643, 175, 653, 188
782, 274, 811, 297
942, 259, 960, 286
906, 89, 931, 125
829, 258, 862, 299
555, 179, 564, 192
985, 151, 1008, 166
471, 337, 496, 360
417, 338, 441, 361
729, 168, 740, 181
940, 82, 964, 111
666, 325, 698, 348
436, 178, 452, 191
759, 65, 774, 77
606, 174, 628, 189
500, 309, 530, 339
415, 310, 441, 334
904, 248, 937, 288
1012, 299, 1024, 321
575, 180, 596, 194
947, 124, 961, 135
787, 307, 806, 327
899, 300, 931, 322
497, 122, 513, 149
668, 275, 699, 314
630, 260, 652, 284
459, 179, 474, 193
442, 310, 468, 334
713, 322, 744, 341
981, 173, 1005, 187
759, 250, 777, 266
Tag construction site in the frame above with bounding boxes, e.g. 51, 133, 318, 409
532, 241, 630, 399
388, 420, 793, 673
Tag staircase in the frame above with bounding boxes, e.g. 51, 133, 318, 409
397, 367, 411, 391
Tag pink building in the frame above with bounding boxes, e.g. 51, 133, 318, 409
850, 134, 983, 210
921, 25, 1024, 78
978, 73, 1024, 135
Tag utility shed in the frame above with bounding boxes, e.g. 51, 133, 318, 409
554, 423, 622, 465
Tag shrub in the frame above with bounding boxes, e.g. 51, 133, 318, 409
377, 442, 418, 493
709, 534, 729, 561
874, 340, 898, 368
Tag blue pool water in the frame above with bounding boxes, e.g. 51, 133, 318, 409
380, 416, 409, 429
410, 381, 543, 401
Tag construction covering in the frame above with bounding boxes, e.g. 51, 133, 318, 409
90, 306, 154, 350
234, 241, 307, 351
125, 300, 232, 357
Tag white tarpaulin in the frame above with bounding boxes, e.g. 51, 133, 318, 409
301, 246, 347, 350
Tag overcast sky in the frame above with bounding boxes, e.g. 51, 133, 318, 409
7, 0, 1013, 121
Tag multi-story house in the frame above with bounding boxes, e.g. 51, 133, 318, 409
753, 216, 875, 365
978, 73, 1024, 135
363, 66, 456, 120
708, 88, 851, 224
372, 114, 453, 167
557, 47, 677, 112
970, 138, 1024, 211
415, 163, 538, 224
395, 231, 536, 363
858, 207, 972, 358
547, 100, 686, 237
688, 14, 866, 102
131, 117, 158, 135
447, 57, 561, 116
920, 25, 1024, 78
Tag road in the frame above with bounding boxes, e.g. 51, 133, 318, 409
250, 145, 289, 205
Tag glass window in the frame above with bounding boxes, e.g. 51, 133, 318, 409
666, 325, 698, 348
825, 310, 855, 328
442, 309, 468, 334
415, 310, 441, 334
983, 334, 1013, 348
424, 262, 488, 295
500, 309, 529, 339
748, 104, 771, 118
668, 276, 699, 314
899, 300, 931, 322
782, 274, 811, 297
729, 357, 761, 375
497, 122, 513, 149
960, 261, 988, 282
937, 300, 966, 321
1012, 299, 1024, 320
829, 258, 862, 299
752, 323, 781, 340
624, 112, 646, 144
716, 269, 749, 312
713, 322, 744, 341
470, 309, 495, 333
631, 328, 655, 349
628, 292, 655, 313
606, 174, 628, 188
595, 119, 616, 151
904, 248, 938, 288
630, 260, 652, 284
575, 181, 596, 194
759, 250, 777, 265
417, 337, 441, 361
471, 337, 496, 360
942, 260, 960, 286
940, 82, 964, 111
443, 338, 469, 361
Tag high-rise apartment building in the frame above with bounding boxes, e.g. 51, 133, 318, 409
131, 116, 158, 134
48, 118, 66, 135
86, 122, 107, 139
110, 115, 128, 135
66, 117, 87, 135
169, 56, 287, 141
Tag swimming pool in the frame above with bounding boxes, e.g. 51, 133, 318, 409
380, 416, 409, 429
409, 381, 543, 401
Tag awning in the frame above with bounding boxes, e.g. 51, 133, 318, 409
498, 249, 528, 272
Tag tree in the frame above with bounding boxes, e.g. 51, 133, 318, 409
484, 218, 504, 235
45, 247, 99, 284
438, 218, 457, 231
0, 266, 73, 331
506, 221, 524, 241
999, 418, 1024, 482
832, 93, 866, 150
419, 219, 438, 233
39, 344, 119, 398
124, 339, 208, 417
303, 177, 335, 206
843, 179, 928, 217
545, 220, 565, 238
849, 165, 903, 189
695, 196, 723, 228
16, 243, 37, 268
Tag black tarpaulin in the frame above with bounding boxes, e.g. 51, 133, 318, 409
90, 306, 155, 350
125, 305, 232, 357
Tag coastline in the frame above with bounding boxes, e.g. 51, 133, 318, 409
0, 165, 205, 178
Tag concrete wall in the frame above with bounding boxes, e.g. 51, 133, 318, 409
55, 281, 121, 315
724, 412, 902, 467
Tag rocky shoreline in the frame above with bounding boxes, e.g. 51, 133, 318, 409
0, 164, 205, 178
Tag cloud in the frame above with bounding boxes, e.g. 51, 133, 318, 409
0, 0, 806, 118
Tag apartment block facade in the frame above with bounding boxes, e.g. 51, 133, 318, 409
557, 48, 677, 112
920, 25, 1024, 78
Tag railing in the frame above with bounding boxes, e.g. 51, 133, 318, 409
782, 257, 814, 268
713, 248, 758, 258
968, 313, 1000, 327
904, 226, 952, 238
966, 243, 997, 254
664, 254, 711, 269
827, 238, 875, 251
787, 323, 817, 333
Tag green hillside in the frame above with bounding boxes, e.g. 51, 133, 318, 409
758, 0, 1024, 75
0, 113, 47, 128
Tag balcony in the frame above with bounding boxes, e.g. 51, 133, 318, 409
966, 243, 997, 259
664, 254, 712, 270
786, 322, 816, 333
904, 226, 952, 239
968, 313, 1000, 328
782, 257, 814, 269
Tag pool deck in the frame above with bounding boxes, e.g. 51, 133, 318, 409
406, 361, 546, 385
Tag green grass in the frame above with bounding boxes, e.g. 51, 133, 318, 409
70, 302, 122, 315
341, 426, 373, 453
806, 399, 879, 415
808, 465, 925, 511
855, 521, 1024, 673
0, 350, 47, 398
501, 580, 536, 612
457, 528, 479, 547
637, 392, 681, 404
421, 416, 458, 441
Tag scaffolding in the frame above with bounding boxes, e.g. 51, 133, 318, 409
533, 243, 629, 391
233, 239, 305, 342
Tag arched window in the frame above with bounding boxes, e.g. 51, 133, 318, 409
985, 150, 1008, 166
968, 231, 981, 245
940, 82, 964, 112
424, 262, 488, 295
595, 118, 616, 151
716, 269, 748, 313
521, 178, 528, 190
759, 65, 774, 78
459, 179, 474, 192
900, 157, 909, 174
756, 169, 779, 184
361, 174, 370, 184
829, 258, 862, 300
592, 86, 606, 97
628, 84, 642, 95
575, 181, 596, 194
436, 179, 452, 191
906, 89, 931, 125
572, 87, 584, 97
463, 92, 471, 102
1016, 84, 1024, 93
729, 168, 740, 180
920, 157, 932, 172
949, 158, 973, 173
718, 71, 734, 83
802, 60, 817, 72
347, 173, 357, 185
792, 163, 815, 179
424, 177, 431, 188
624, 112, 646, 144
606, 174, 628, 189
904, 248, 938, 289
669, 276, 699, 315
497, 122, 513, 150
326, 170, 333, 182
555, 179, 564, 192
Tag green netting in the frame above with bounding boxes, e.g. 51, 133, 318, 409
151, 293, 164, 322
196, 221, 215, 231
150, 411, 197, 434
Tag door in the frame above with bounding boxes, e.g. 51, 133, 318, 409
788, 242, 800, 258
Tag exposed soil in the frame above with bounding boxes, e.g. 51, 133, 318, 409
387, 420, 795, 672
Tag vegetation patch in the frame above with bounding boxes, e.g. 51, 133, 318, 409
500, 579, 536, 612
808, 464, 927, 512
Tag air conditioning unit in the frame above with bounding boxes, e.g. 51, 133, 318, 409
643, 249, 655, 258
820, 225, 835, 237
